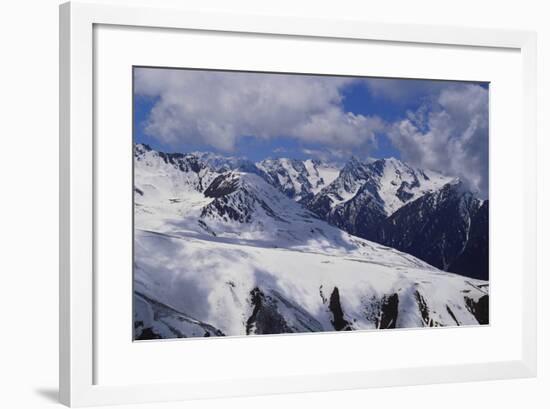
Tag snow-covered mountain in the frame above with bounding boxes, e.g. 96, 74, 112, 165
199, 170, 345, 247
309, 157, 453, 216
133, 144, 489, 339
257, 158, 339, 202
307, 157, 453, 239
305, 157, 488, 279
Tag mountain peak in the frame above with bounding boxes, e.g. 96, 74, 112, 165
440, 178, 476, 199
136, 142, 151, 149
370, 156, 408, 171
135, 143, 152, 154
346, 155, 364, 166
341, 156, 368, 174
256, 157, 339, 202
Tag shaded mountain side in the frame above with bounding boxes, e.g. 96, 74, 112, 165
322, 190, 387, 242
375, 183, 488, 280
449, 200, 489, 280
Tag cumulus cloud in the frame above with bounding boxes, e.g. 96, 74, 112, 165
388, 84, 489, 197
135, 68, 382, 153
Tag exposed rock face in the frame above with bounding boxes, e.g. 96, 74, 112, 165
328, 287, 353, 331
246, 287, 293, 335
465, 294, 489, 325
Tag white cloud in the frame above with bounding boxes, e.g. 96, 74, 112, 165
388, 84, 489, 197
135, 68, 382, 153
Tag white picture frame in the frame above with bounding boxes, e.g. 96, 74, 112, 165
59, 1, 537, 407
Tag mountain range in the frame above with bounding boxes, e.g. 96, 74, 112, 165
133, 143, 489, 339
304, 156, 489, 280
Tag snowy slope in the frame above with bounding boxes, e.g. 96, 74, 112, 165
134, 228, 488, 338
134, 144, 219, 232
370, 157, 454, 215
257, 158, 339, 202
133, 145, 489, 339
308, 157, 453, 219
304, 159, 340, 194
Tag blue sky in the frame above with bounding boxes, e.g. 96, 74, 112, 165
133, 67, 489, 195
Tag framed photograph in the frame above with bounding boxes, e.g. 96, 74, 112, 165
59, 1, 537, 406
